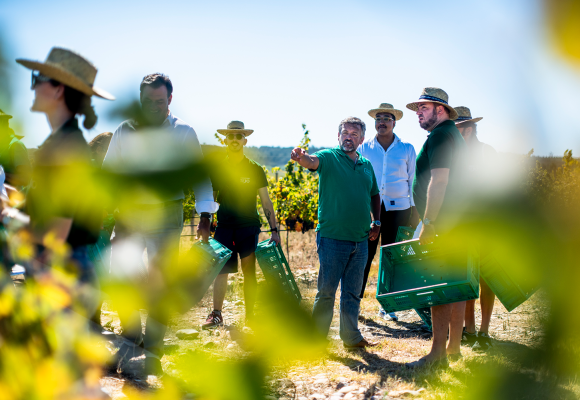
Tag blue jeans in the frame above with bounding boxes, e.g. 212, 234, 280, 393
312, 233, 368, 346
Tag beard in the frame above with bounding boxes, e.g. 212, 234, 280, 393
419, 111, 439, 131
340, 139, 356, 153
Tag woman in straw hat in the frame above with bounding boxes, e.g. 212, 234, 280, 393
15, 47, 114, 314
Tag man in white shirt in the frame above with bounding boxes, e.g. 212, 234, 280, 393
102, 73, 218, 375
358, 103, 419, 319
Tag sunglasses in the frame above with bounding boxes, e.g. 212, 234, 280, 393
31, 72, 58, 89
375, 116, 394, 122
226, 133, 244, 140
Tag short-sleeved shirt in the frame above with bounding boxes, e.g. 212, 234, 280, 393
0, 128, 31, 180
210, 155, 268, 228
27, 118, 102, 248
314, 147, 379, 242
412, 120, 467, 227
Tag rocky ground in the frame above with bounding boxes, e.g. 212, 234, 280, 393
97, 231, 574, 399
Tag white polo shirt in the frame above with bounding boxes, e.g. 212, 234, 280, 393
358, 134, 416, 211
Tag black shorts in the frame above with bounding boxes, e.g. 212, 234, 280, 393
214, 226, 261, 274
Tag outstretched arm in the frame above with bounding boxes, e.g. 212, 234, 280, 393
290, 147, 319, 170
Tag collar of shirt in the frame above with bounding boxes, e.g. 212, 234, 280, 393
373, 133, 400, 152
334, 146, 362, 164
161, 111, 177, 129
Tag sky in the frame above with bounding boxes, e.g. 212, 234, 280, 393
1, 0, 579, 157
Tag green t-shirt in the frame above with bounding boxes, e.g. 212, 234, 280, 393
412, 120, 468, 227
210, 155, 268, 228
314, 147, 379, 242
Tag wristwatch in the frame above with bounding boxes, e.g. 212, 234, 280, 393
270, 227, 278, 232
200, 212, 212, 219
424, 218, 434, 226
372, 221, 381, 227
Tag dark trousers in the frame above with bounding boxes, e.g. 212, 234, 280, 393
359, 204, 412, 298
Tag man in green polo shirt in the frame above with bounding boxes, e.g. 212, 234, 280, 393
291, 116, 381, 349
203, 120, 280, 329
406, 87, 468, 368
0, 109, 31, 189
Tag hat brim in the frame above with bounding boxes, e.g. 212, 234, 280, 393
16, 59, 115, 101
406, 101, 458, 121
368, 108, 403, 121
216, 129, 253, 137
455, 117, 483, 125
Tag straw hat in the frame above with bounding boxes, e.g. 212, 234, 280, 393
453, 106, 482, 125
0, 109, 12, 120
216, 120, 254, 137
406, 87, 458, 120
16, 47, 115, 100
368, 103, 403, 121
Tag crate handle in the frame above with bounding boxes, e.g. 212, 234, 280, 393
416, 291, 434, 296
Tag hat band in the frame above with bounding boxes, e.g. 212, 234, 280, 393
418, 95, 448, 105
455, 116, 472, 121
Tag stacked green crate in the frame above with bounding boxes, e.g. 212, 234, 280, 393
480, 252, 539, 312
376, 239, 480, 312
255, 240, 302, 304
186, 238, 232, 304
394, 226, 432, 330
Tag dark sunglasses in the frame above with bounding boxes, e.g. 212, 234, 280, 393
375, 116, 394, 122
31, 72, 58, 89
226, 133, 244, 140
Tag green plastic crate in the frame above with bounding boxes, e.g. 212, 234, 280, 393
88, 229, 112, 278
395, 226, 416, 242
185, 238, 232, 303
395, 226, 433, 329
376, 239, 480, 312
414, 307, 432, 331
480, 252, 538, 312
255, 240, 302, 303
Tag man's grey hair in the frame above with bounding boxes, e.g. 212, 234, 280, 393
338, 117, 366, 136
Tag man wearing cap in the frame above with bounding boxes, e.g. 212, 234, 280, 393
103, 73, 218, 375
0, 109, 31, 189
406, 88, 468, 368
202, 121, 280, 329
454, 106, 497, 352
291, 117, 381, 349
358, 104, 418, 321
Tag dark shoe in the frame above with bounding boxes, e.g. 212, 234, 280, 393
144, 356, 164, 376
406, 356, 449, 369
107, 343, 144, 373
202, 311, 223, 330
461, 327, 478, 346
344, 338, 377, 349
447, 353, 463, 362
473, 332, 493, 352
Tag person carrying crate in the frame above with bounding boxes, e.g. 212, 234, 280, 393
454, 106, 497, 352
291, 117, 381, 349
202, 121, 280, 329
406, 88, 469, 368
358, 103, 419, 321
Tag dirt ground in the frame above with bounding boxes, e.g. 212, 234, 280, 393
98, 230, 575, 400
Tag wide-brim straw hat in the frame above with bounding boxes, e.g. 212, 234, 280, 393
406, 87, 458, 120
0, 109, 12, 120
16, 47, 115, 100
453, 106, 482, 125
368, 103, 403, 121
217, 120, 253, 137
